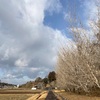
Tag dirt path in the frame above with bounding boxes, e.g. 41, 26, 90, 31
45, 91, 59, 100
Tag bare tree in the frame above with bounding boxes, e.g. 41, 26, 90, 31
56, 1, 100, 93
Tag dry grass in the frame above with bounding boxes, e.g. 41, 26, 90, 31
0, 89, 41, 94
38, 91, 48, 100
27, 91, 47, 100
57, 91, 100, 100
0, 89, 41, 100
0, 94, 33, 100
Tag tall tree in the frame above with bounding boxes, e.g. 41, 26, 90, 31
48, 71, 56, 83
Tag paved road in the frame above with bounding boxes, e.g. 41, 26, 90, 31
45, 91, 59, 100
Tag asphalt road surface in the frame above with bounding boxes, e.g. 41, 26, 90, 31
45, 91, 59, 100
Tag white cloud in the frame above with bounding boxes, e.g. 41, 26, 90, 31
64, 12, 74, 23
45, 0, 62, 14
15, 58, 28, 67
0, 0, 69, 84
83, 0, 100, 23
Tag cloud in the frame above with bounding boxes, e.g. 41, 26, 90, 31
45, 0, 62, 14
15, 57, 28, 67
83, 0, 100, 24
0, 0, 68, 84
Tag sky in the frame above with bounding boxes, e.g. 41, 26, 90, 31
0, 0, 98, 84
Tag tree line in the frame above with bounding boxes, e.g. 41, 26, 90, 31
56, 1, 100, 93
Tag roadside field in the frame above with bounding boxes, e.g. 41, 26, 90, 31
54, 90, 100, 100
0, 89, 41, 94
0, 94, 33, 100
0, 89, 42, 100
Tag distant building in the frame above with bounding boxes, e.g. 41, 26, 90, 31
17, 84, 19, 88
32, 82, 45, 90
31, 87, 36, 90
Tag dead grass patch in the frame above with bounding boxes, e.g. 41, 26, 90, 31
0, 94, 33, 100
57, 91, 100, 100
